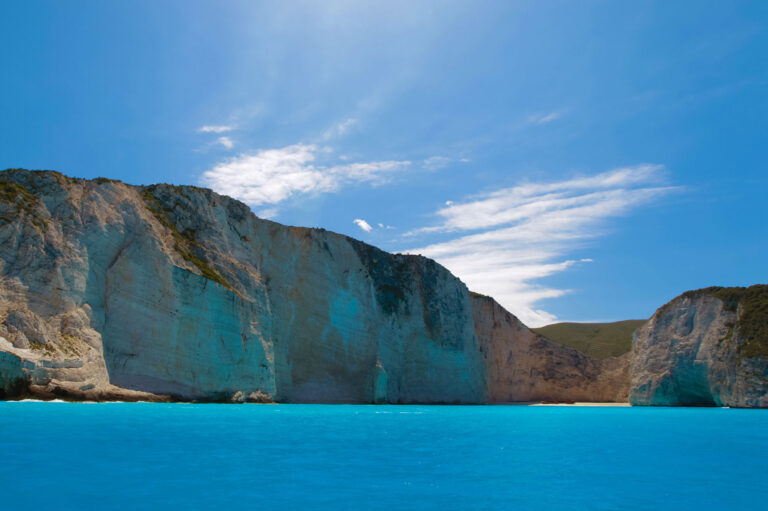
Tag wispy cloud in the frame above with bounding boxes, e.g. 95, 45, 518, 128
198, 125, 234, 133
323, 118, 358, 140
528, 111, 563, 125
405, 164, 676, 327
422, 156, 452, 171
200, 144, 411, 206
353, 218, 373, 232
217, 136, 234, 149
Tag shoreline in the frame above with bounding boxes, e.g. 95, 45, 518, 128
1, 401, 760, 409
530, 402, 631, 407
3, 399, 631, 406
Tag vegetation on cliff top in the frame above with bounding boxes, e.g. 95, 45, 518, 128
140, 187, 234, 292
93, 177, 123, 184
726, 285, 768, 358
671, 285, 768, 358
533, 320, 645, 359
0, 177, 48, 231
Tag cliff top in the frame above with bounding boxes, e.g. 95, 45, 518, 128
658, 285, 768, 358
0, 167, 465, 300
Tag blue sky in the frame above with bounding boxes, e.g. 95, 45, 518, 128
1, 1, 766, 326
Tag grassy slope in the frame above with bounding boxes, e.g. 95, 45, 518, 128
532, 320, 646, 359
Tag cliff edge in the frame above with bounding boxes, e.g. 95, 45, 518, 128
630, 286, 768, 407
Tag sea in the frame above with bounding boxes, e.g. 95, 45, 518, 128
0, 402, 765, 510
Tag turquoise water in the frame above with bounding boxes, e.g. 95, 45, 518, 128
0, 403, 765, 510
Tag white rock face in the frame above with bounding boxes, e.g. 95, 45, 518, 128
472, 294, 630, 402
630, 287, 768, 407
0, 169, 637, 404
0, 170, 487, 403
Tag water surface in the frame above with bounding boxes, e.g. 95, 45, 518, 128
0, 403, 765, 510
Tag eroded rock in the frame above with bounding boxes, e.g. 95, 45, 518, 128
0, 170, 487, 403
472, 293, 630, 403
630, 286, 768, 407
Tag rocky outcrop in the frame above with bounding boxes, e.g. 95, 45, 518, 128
0, 169, 641, 404
0, 169, 489, 403
630, 286, 768, 407
472, 294, 630, 402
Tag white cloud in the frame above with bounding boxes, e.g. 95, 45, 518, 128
323, 118, 358, 140
201, 144, 328, 205
217, 136, 234, 149
422, 156, 452, 171
257, 208, 279, 220
198, 125, 234, 133
406, 164, 676, 327
330, 160, 411, 184
528, 112, 562, 125
353, 219, 373, 232
336, 118, 358, 134
200, 144, 411, 206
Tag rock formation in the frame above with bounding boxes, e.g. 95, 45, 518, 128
472, 293, 630, 403
0, 169, 629, 404
2, 170, 765, 407
630, 286, 768, 407
0, 169, 494, 402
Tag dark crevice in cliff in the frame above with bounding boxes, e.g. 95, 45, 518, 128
348, 239, 411, 315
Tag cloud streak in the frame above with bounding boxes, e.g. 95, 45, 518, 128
406, 164, 676, 327
200, 144, 411, 206
353, 218, 373, 232
528, 111, 563, 125
198, 125, 234, 133
323, 118, 358, 140
216, 136, 234, 149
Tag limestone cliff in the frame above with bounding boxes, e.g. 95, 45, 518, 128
630, 286, 768, 407
0, 169, 631, 404
0, 169, 489, 403
472, 293, 630, 402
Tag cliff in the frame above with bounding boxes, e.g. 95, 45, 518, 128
472, 294, 630, 403
630, 286, 768, 407
0, 169, 628, 404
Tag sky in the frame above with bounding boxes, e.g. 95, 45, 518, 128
1, 1, 766, 326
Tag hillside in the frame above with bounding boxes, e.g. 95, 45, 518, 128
533, 320, 646, 359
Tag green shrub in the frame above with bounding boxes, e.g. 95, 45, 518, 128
672, 285, 768, 358
140, 188, 234, 291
